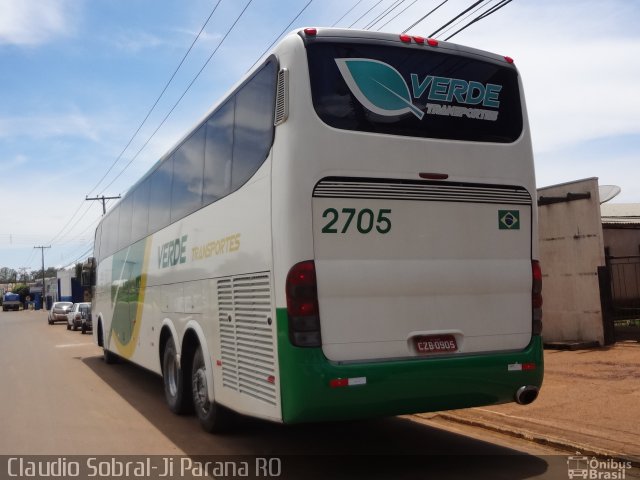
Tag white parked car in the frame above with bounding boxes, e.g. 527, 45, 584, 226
48, 302, 73, 324
66, 303, 91, 332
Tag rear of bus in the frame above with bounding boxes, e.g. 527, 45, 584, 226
270, 29, 543, 423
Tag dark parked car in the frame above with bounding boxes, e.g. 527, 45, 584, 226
48, 302, 73, 324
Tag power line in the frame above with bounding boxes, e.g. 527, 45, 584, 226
364, 0, 402, 29
443, 0, 513, 40
99, 0, 256, 194
34, 246, 51, 289
402, 0, 449, 33
376, 0, 418, 30
349, 0, 386, 28
428, 0, 485, 37
248, 0, 314, 72
332, 0, 365, 27
59, 245, 94, 269
46, 200, 88, 245
437, 0, 491, 39
86, 195, 122, 215
88, 0, 224, 198
44, 3, 226, 257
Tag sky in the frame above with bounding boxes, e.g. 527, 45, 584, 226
0, 0, 639, 273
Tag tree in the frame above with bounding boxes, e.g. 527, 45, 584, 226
0, 267, 17, 283
12, 284, 30, 302
30, 267, 58, 280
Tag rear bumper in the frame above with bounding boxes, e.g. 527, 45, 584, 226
276, 309, 543, 424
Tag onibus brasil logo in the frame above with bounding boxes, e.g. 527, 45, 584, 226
335, 58, 502, 122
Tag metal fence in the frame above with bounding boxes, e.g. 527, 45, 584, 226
607, 255, 640, 319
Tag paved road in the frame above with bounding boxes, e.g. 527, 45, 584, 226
0, 309, 580, 479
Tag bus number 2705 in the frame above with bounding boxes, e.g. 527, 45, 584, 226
321, 208, 392, 234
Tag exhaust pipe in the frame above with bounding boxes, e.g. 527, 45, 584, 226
515, 385, 539, 405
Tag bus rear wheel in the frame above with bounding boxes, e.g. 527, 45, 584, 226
191, 346, 233, 433
162, 336, 191, 414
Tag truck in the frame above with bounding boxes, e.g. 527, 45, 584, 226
2, 293, 21, 311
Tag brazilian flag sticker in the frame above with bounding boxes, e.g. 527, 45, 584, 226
499, 210, 520, 230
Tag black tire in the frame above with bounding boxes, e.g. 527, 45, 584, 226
103, 347, 118, 364
66, 322, 71, 331
81, 323, 86, 334
162, 336, 191, 414
192, 345, 234, 433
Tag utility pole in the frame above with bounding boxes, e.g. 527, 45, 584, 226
34, 246, 51, 301
86, 195, 121, 215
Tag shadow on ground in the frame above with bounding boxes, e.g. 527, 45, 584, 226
83, 355, 551, 479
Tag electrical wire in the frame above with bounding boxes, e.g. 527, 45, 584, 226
332, 0, 365, 27
402, 0, 448, 33
247, 0, 314, 72
428, 0, 484, 37
364, 0, 403, 30
444, 0, 513, 40
99, 0, 256, 194
46, 200, 88, 245
87, 0, 224, 198
436, 0, 492, 39
348, 0, 386, 28
376, 0, 418, 30
44, 2, 225, 252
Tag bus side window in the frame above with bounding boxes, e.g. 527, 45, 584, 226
117, 194, 133, 251
103, 208, 119, 259
171, 125, 205, 222
204, 99, 234, 205
230, 61, 277, 191
148, 156, 173, 234
131, 177, 150, 244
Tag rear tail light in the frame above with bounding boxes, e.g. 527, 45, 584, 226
286, 260, 321, 347
532, 260, 543, 335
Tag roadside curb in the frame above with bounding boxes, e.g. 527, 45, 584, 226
414, 412, 640, 467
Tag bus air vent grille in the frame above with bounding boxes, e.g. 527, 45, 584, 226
217, 278, 238, 391
313, 177, 532, 205
274, 68, 289, 126
217, 272, 276, 406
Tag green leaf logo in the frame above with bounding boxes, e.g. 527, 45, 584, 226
335, 58, 424, 119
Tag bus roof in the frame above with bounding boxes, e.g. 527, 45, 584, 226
291, 27, 515, 68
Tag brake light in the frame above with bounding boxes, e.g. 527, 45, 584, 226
399, 34, 411, 43
304, 27, 317, 36
427, 38, 439, 47
532, 260, 543, 335
504, 56, 514, 64
286, 260, 321, 347
413, 36, 425, 45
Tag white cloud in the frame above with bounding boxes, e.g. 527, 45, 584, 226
449, 1, 640, 154
0, 113, 101, 142
0, 154, 28, 170
111, 30, 168, 53
0, 0, 75, 46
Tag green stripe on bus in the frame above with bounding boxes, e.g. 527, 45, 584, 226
276, 308, 543, 424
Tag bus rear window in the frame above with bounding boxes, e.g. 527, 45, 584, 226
307, 42, 523, 143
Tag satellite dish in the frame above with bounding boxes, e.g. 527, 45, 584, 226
599, 185, 621, 204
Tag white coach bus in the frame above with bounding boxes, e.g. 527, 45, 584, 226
90, 28, 543, 432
